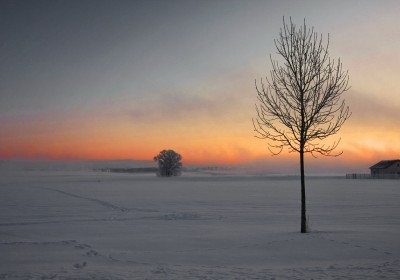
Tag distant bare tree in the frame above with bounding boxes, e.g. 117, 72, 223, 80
154, 150, 182, 177
253, 18, 351, 233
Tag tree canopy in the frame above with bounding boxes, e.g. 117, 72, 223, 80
153, 149, 182, 177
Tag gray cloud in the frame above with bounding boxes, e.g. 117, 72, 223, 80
128, 73, 254, 124
346, 89, 400, 126
128, 92, 226, 124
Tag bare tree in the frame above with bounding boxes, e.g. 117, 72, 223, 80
154, 149, 183, 177
253, 18, 351, 233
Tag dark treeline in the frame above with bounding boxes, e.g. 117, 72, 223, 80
98, 167, 158, 173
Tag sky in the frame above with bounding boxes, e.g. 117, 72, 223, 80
1, 0, 399, 173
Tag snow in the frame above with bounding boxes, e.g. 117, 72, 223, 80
0, 171, 399, 279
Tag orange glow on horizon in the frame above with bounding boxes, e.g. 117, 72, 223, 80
1, 85, 398, 169
1, 134, 398, 169
1, 108, 399, 168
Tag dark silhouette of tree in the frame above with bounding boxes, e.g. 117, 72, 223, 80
253, 18, 351, 233
153, 150, 183, 177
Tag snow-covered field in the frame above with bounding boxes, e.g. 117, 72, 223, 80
1, 171, 399, 279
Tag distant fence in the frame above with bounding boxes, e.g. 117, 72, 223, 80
346, 173, 371, 179
346, 173, 400, 179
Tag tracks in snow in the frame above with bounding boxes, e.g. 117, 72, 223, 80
39, 187, 158, 213
0, 186, 216, 227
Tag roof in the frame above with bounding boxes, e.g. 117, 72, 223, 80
370, 160, 400, 169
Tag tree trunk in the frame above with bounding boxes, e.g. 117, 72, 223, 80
300, 149, 307, 233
